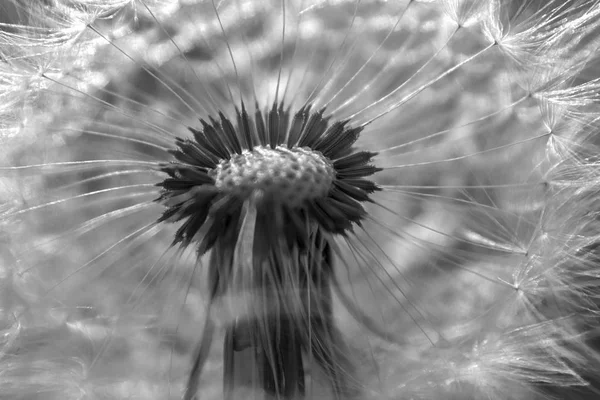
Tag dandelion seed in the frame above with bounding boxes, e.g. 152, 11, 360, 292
2, 1, 600, 399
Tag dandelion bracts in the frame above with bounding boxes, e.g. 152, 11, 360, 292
2, 0, 600, 399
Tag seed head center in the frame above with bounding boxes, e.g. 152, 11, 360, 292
211, 146, 334, 207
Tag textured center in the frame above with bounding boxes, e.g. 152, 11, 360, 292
211, 146, 334, 207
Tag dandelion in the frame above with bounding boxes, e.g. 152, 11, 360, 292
2, 0, 600, 399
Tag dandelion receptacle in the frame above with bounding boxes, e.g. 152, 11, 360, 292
2, 1, 600, 399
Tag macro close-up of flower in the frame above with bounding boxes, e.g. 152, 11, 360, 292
2, 0, 600, 399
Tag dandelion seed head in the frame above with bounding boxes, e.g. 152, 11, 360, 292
4, 0, 600, 399
156, 99, 381, 257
